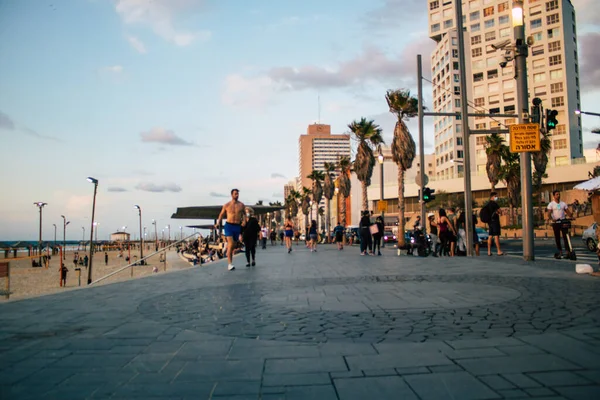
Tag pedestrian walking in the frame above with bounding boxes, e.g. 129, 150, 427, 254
215, 188, 246, 271
242, 207, 260, 267
308, 220, 318, 252
457, 211, 480, 256
59, 263, 68, 287
372, 216, 384, 256
485, 192, 505, 256
359, 210, 373, 256
260, 225, 268, 249
438, 209, 456, 256
428, 213, 440, 257
547, 190, 573, 259
333, 221, 345, 250
104, 251, 108, 266
284, 217, 294, 253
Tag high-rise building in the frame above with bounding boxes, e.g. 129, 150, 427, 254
283, 181, 295, 200
298, 124, 351, 190
428, 0, 582, 175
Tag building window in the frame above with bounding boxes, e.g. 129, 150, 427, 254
473, 72, 484, 82
555, 156, 568, 166
476, 136, 487, 145
457, 150, 464, 159
470, 11, 480, 20
484, 19, 495, 29
530, 5, 542, 16
452, 49, 459, 58
488, 82, 499, 92
472, 47, 482, 57
471, 35, 482, 45
483, 6, 494, 17
430, 1, 440, 9
454, 86, 460, 95
444, 19, 453, 29
555, 125, 566, 135
471, 23, 481, 32
499, 15, 509, 25
533, 72, 546, 83
553, 139, 567, 150
534, 86, 547, 96
474, 97, 485, 107
503, 79, 514, 90
531, 18, 542, 29
457, 137, 463, 146
503, 92, 515, 101
453, 73, 460, 82
432, 23, 441, 32
532, 59, 545, 69
487, 69, 498, 79
488, 94, 500, 104
546, 0, 558, 11
547, 13, 559, 25
548, 27, 560, 38
550, 82, 563, 93
498, 1, 509, 12
485, 31, 496, 41
549, 55, 562, 66
499, 27, 511, 37
551, 96, 564, 107
548, 41, 561, 52
473, 59, 485, 69
455, 99, 461, 107
550, 69, 563, 79
532, 45, 544, 56
533, 32, 543, 42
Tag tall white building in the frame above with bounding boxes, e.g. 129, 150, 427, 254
428, 0, 583, 175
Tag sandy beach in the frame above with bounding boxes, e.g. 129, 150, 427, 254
0, 247, 193, 301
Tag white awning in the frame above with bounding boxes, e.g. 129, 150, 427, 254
573, 176, 600, 191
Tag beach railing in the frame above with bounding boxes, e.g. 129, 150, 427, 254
89, 233, 200, 285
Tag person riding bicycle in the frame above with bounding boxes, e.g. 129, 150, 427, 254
547, 190, 573, 259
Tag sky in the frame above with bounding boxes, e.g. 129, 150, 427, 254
0, 0, 598, 240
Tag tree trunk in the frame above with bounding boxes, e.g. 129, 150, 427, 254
509, 204, 514, 226
397, 168, 406, 248
362, 183, 368, 212
326, 198, 331, 243
341, 195, 348, 245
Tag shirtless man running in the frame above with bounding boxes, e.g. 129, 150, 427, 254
216, 188, 245, 271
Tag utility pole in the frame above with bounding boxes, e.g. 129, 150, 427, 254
455, 0, 474, 256
417, 55, 427, 231
513, 1, 534, 261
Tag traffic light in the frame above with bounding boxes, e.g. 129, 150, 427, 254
531, 97, 542, 124
546, 109, 558, 131
423, 187, 435, 203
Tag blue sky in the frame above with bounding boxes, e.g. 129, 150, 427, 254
0, 0, 598, 240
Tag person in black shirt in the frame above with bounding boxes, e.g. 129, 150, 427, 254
359, 210, 373, 255
487, 192, 504, 256
242, 207, 261, 267
372, 216, 384, 256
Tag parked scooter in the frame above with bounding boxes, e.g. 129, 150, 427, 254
409, 226, 432, 257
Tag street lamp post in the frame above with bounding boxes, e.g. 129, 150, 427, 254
179, 226, 183, 241
94, 222, 98, 244
513, 1, 534, 261
61, 215, 69, 259
134, 205, 144, 263
152, 220, 158, 251
166, 225, 171, 243
378, 151, 385, 247
53, 223, 57, 252
33, 202, 47, 265
575, 110, 600, 117
86, 176, 98, 284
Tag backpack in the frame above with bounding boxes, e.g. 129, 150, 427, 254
479, 203, 492, 223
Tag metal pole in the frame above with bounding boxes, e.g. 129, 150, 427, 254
455, 0, 474, 256
417, 55, 427, 232
38, 206, 43, 265
379, 156, 385, 247
53, 224, 56, 253
514, 2, 534, 261
87, 178, 98, 284
138, 208, 144, 262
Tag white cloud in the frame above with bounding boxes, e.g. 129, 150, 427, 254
135, 182, 182, 193
115, 0, 211, 47
140, 127, 193, 146
222, 74, 279, 109
126, 35, 147, 53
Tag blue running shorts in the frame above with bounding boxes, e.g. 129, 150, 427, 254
224, 223, 241, 238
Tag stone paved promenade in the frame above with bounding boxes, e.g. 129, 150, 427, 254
1, 244, 599, 399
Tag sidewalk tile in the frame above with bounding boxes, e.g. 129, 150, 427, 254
335, 376, 419, 400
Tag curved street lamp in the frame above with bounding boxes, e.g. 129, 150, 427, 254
134, 205, 144, 263
34, 202, 47, 266
61, 215, 69, 259
87, 176, 98, 284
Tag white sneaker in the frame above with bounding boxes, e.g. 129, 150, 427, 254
228, 264, 235, 271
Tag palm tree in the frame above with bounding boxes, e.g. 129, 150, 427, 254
322, 162, 336, 243
285, 190, 300, 226
348, 118, 384, 211
485, 132, 505, 191
337, 156, 352, 229
300, 187, 311, 236
385, 89, 419, 248
269, 201, 284, 227
499, 147, 520, 226
307, 169, 325, 240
